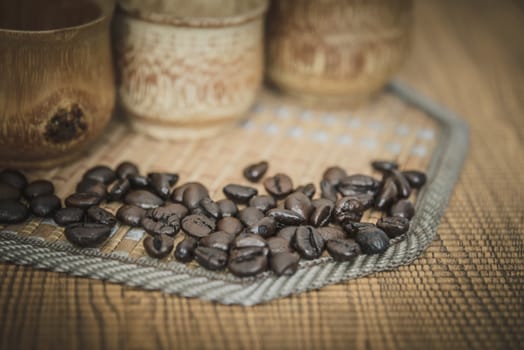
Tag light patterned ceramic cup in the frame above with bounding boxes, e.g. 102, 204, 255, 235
114, 0, 268, 139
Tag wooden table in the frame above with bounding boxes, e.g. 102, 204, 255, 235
1, 1, 523, 349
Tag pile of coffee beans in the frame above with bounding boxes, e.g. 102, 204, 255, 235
0, 160, 426, 277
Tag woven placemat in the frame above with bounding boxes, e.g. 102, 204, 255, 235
0, 80, 468, 305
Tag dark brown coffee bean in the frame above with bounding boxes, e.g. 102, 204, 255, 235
217, 216, 244, 235
375, 177, 398, 210
343, 192, 375, 210
162, 202, 189, 220
116, 205, 145, 227
341, 222, 375, 236
128, 174, 149, 188
402, 170, 427, 189
86, 206, 117, 227
148, 172, 179, 199
216, 199, 238, 217
371, 160, 398, 173
194, 246, 228, 270
143, 233, 174, 259
309, 198, 334, 227
322, 166, 347, 186
124, 190, 163, 209
200, 231, 235, 251
277, 226, 298, 241
316, 226, 346, 241
228, 246, 268, 277
23, 180, 54, 199
54, 207, 84, 226
248, 195, 276, 213
182, 182, 209, 209
76, 178, 107, 198
270, 252, 299, 276
199, 197, 221, 219
171, 183, 189, 203
264, 173, 293, 198
116, 161, 139, 180
376, 216, 410, 238
293, 226, 324, 259
64, 222, 112, 247
248, 216, 276, 238
30, 194, 61, 217
175, 235, 198, 262
223, 184, 258, 204
0, 183, 20, 200
294, 183, 316, 199
391, 169, 411, 198
266, 236, 291, 255
267, 208, 305, 226
238, 207, 264, 227
355, 227, 390, 254
339, 174, 379, 191
83, 165, 116, 185
320, 179, 338, 202
243, 161, 268, 182
0, 199, 28, 223
66, 192, 102, 209
326, 238, 361, 261
141, 215, 180, 236
390, 199, 415, 219
181, 214, 215, 238
107, 178, 130, 201
232, 233, 267, 249
0, 169, 27, 190
284, 192, 312, 220
334, 197, 364, 224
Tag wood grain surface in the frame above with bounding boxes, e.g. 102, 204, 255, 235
1, 1, 523, 349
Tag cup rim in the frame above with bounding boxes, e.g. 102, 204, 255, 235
117, 0, 268, 28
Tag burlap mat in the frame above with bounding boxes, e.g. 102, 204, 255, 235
0, 81, 468, 305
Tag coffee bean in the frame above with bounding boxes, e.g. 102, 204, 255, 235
116, 161, 139, 179
0, 169, 27, 190
371, 160, 398, 173
228, 246, 268, 277
162, 202, 189, 220
223, 184, 258, 204
0, 199, 28, 223
232, 233, 267, 249
248, 216, 276, 238
216, 199, 238, 217
266, 236, 291, 255
338, 174, 379, 195
200, 231, 235, 251
341, 221, 375, 236
355, 227, 390, 254
86, 206, 117, 227
116, 205, 145, 227
171, 183, 189, 203
264, 173, 293, 198
238, 207, 264, 227
322, 166, 347, 186
326, 238, 361, 261
402, 170, 427, 189
83, 165, 116, 185
248, 195, 276, 213
391, 169, 411, 198
194, 246, 228, 270
277, 226, 297, 241
66, 192, 102, 209
390, 199, 415, 219
107, 178, 130, 201
128, 174, 149, 188
334, 197, 364, 224
76, 178, 107, 198
343, 192, 375, 210
181, 214, 215, 238
23, 180, 54, 199
64, 222, 112, 247
217, 216, 244, 235
142, 206, 181, 236
293, 226, 324, 259
182, 182, 209, 209
124, 190, 163, 209
143, 233, 174, 259
0, 183, 20, 201
243, 161, 268, 182
284, 192, 312, 220
376, 216, 410, 238
294, 183, 316, 199
270, 252, 299, 276
199, 197, 221, 219
309, 199, 334, 227
175, 235, 198, 262
148, 172, 178, 199
54, 207, 84, 226
320, 179, 338, 202
316, 226, 346, 241
267, 208, 305, 226
30, 194, 61, 217
375, 177, 398, 210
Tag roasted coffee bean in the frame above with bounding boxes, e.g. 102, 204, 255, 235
107, 178, 130, 201
343, 192, 375, 210
162, 202, 189, 220
326, 238, 361, 261
264, 173, 293, 198
217, 216, 244, 235
30, 194, 61, 217
267, 208, 305, 226
199, 197, 221, 219
216, 199, 238, 217
181, 214, 215, 238
182, 182, 209, 209
375, 177, 398, 210
223, 184, 258, 204
24, 180, 54, 199
309, 199, 334, 227
0, 169, 27, 190
200, 231, 235, 251
284, 192, 312, 220
238, 207, 264, 227
320, 179, 338, 202
294, 183, 316, 199
142, 206, 181, 236
248, 195, 276, 213
124, 190, 163, 209
116, 205, 145, 227
334, 197, 364, 224
54, 207, 84, 226
338, 174, 379, 193
355, 227, 390, 254
175, 235, 198, 262
148, 172, 178, 199
86, 206, 117, 227
376, 216, 410, 238
337, 184, 374, 197
402, 170, 427, 189
266, 236, 291, 255
371, 160, 398, 173
341, 221, 375, 236
391, 169, 411, 198
0, 183, 20, 200
116, 161, 139, 179
76, 178, 107, 198
277, 226, 298, 241
316, 226, 346, 241
232, 233, 267, 249
66, 192, 102, 209
128, 174, 149, 188
228, 246, 268, 277
322, 166, 347, 186
293, 226, 324, 259
270, 252, 299, 276
171, 183, 189, 203
243, 161, 268, 182
64, 222, 112, 247
248, 216, 276, 238
194, 246, 228, 270
0, 199, 29, 223
143, 233, 174, 259
83, 165, 116, 184
390, 199, 415, 219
